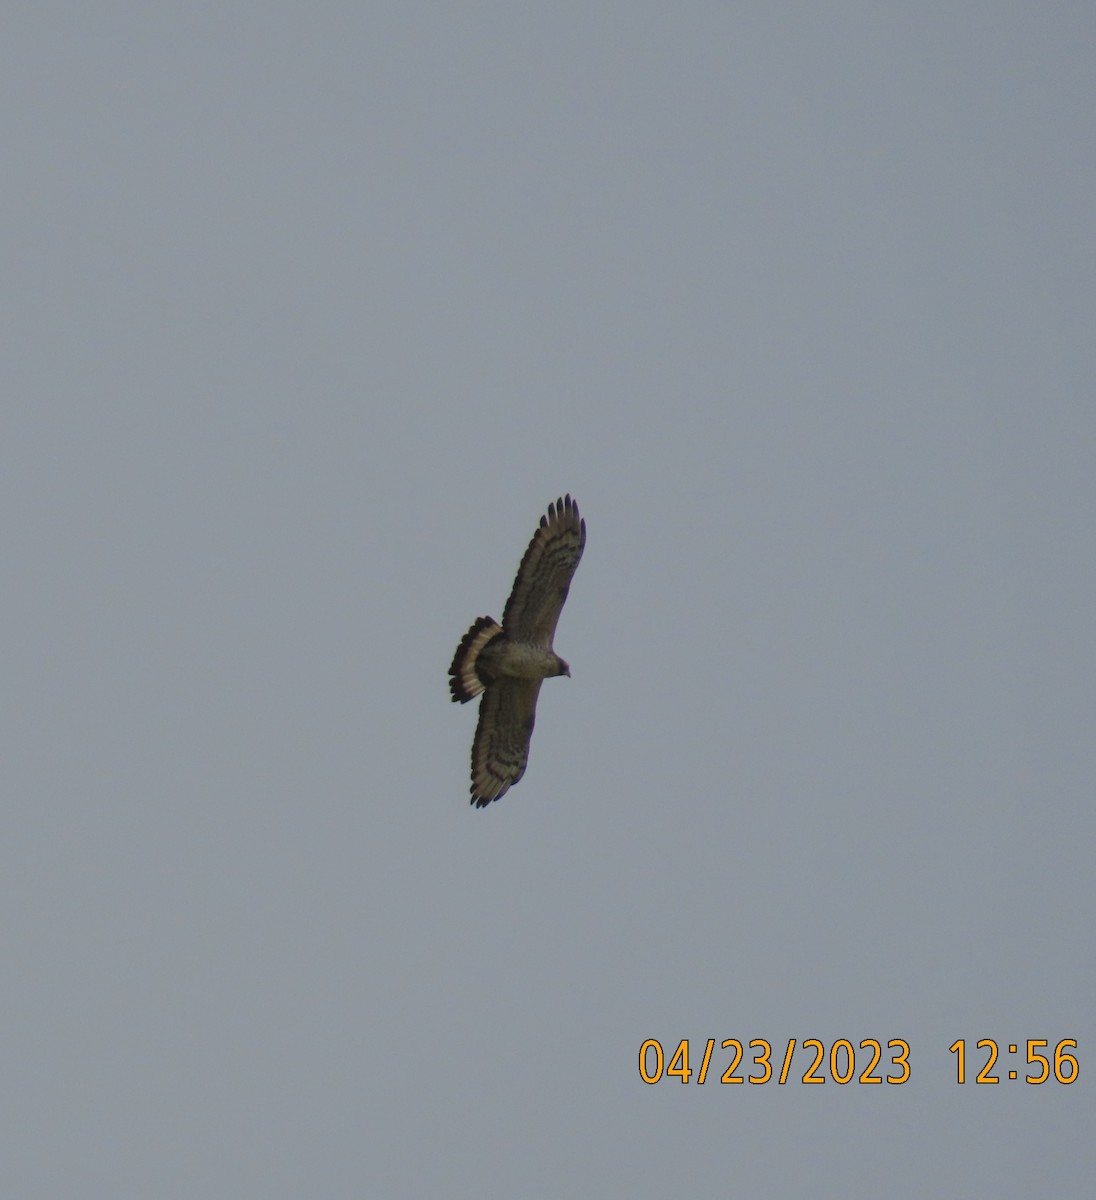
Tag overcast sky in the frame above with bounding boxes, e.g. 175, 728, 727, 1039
3, 4, 1094, 1196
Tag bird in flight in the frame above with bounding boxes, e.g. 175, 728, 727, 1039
449, 495, 586, 807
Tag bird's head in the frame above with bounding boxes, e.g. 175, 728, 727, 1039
556, 655, 571, 678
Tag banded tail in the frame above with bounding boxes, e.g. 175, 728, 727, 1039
448, 616, 503, 703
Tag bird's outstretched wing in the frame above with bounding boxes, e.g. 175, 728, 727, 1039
501, 494, 586, 643
469, 678, 543, 807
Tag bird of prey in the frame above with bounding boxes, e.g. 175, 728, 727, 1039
449, 495, 586, 807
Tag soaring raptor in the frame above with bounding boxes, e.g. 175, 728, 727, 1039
449, 495, 586, 807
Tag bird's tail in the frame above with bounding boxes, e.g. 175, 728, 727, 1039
449, 616, 503, 702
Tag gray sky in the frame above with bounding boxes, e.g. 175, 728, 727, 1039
3, 4, 1093, 1196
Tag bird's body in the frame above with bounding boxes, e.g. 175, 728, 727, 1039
475, 634, 565, 681
449, 495, 586, 807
